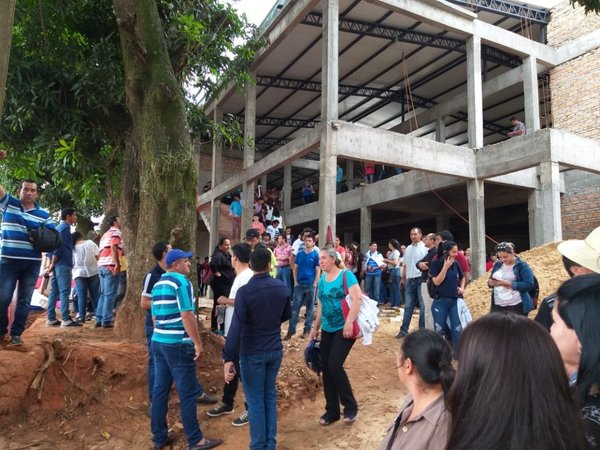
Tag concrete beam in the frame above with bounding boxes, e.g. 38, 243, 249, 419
198, 127, 322, 205
291, 158, 320, 171
550, 130, 600, 175
334, 121, 477, 178
555, 29, 600, 64
539, 161, 562, 243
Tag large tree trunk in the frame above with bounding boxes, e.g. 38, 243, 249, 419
112, 0, 197, 340
0, 0, 16, 121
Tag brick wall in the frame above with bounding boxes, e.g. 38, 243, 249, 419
561, 186, 600, 239
547, 1, 600, 47
197, 150, 244, 191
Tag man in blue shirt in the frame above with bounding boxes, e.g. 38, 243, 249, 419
0, 157, 55, 346
363, 242, 385, 303
46, 208, 80, 328
150, 248, 222, 450
223, 247, 291, 450
285, 233, 320, 340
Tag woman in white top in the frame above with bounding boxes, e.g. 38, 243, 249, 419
72, 231, 100, 322
384, 239, 402, 308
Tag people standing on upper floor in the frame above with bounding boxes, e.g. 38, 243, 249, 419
488, 242, 535, 316
150, 249, 222, 450
209, 243, 254, 427
428, 241, 465, 355
383, 239, 402, 308
274, 234, 294, 301
363, 241, 385, 303
96, 215, 124, 329
223, 247, 291, 449
535, 226, 600, 331
379, 329, 455, 450
228, 193, 242, 240
209, 238, 235, 335
364, 161, 375, 184
446, 313, 586, 450
0, 163, 56, 346
284, 232, 320, 340
71, 230, 100, 323
550, 274, 600, 448
397, 228, 428, 338
336, 163, 344, 194
45, 208, 80, 328
506, 117, 526, 137
302, 179, 316, 204
416, 233, 438, 330
309, 246, 362, 426
203, 180, 212, 193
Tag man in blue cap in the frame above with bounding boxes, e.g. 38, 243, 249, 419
150, 248, 222, 450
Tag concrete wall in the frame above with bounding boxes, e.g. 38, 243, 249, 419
548, 1, 600, 239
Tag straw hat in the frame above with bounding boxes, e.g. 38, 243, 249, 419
557, 227, 600, 274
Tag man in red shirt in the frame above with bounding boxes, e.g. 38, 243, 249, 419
96, 215, 124, 328
434, 231, 471, 285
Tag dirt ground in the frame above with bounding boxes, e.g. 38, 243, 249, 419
0, 242, 567, 450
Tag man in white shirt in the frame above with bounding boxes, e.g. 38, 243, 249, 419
397, 228, 428, 338
208, 243, 253, 427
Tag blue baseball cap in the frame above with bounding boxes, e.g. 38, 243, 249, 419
166, 249, 193, 266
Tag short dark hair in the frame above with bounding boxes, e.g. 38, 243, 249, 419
510, 116, 518, 121
107, 215, 119, 226
250, 247, 271, 272
436, 230, 454, 241
218, 237, 229, 247
369, 241, 377, 246
20, 179, 38, 190
304, 232, 315, 241
72, 231, 83, 243
447, 313, 586, 450
232, 243, 252, 263
152, 241, 169, 261
61, 208, 76, 220
262, 232, 270, 238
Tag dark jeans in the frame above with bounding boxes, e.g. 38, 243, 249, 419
321, 329, 357, 419
400, 277, 425, 333
151, 341, 203, 447
390, 268, 402, 307
276, 266, 293, 301
0, 258, 41, 337
240, 350, 283, 450
47, 264, 73, 322
491, 303, 527, 316
288, 284, 315, 334
74, 275, 100, 318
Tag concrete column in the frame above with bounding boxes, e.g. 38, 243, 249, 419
209, 107, 224, 252
343, 231, 353, 246
259, 175, 268, 198
360, 207, 371, 254
523, 56, 540, 134
242, 77, 256, 236
283, 164, 292, 211
435, 215, 450, 232
435, 117, 446, 143
467, 179, 486, 279
539, 161, 562, 243
466, 36, 484, 149
318, 0, 339, 243
345, 160, 354, 190
528, 188, 543, 248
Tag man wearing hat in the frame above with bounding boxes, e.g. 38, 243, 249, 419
245, 229, 277, 278
150, 249, 222, 450
535, 227, 600, 330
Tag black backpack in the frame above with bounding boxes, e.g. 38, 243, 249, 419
304, 339, 322, 375
28, 224, 62, 253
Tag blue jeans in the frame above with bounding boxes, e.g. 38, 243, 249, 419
288, 284, 315, 334
113, 271, 127, 312
96, 266, 119, 326
240, 350, 283, 450
47, 264, 73, 322
431, 297, 462, 356
400, 277, 425, 333
390, 268, 402, 307
276, 266, 293, 301
364, 274, 380, 302
151, 341, 201, 447
74, 275, 100, 319
0, 258, 41, 337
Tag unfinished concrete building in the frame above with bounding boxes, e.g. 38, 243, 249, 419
197, 0, 600, 278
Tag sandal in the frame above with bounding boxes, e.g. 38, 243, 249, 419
343, 412, 357, 424
319, 413, 340, 426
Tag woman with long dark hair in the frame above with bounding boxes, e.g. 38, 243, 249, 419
447, 313, 587, 450
380, 329, 455, 450
209, 238, 235, 334
551, 274, 600, 448
383, 239, 402, 308
488, 242, 535, 315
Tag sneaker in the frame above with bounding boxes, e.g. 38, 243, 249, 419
206, 402, 234, 417
283, 332, 293, 341
197, 392, 219, 404
85, 312, 93, 321
9, 336, 23, 346
61, 320, 83, 328
232, 410, 249, 427
46, 319, 60, 327
102, 323, 114, 329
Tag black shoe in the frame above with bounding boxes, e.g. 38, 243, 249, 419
95, 322, 102, 328
102, 323, 114, 328
395, 330, 408, 339
61, 320, 83, 328
231, 410, 249, 427
189, 438, 223, 450
206, 402, 234, 417
283, 332, 293, 341
9, 336, 23, 346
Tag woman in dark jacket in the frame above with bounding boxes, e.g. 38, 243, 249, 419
209, 238, 235, 333
488, 242, 535, 315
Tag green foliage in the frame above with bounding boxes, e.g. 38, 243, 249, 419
1, 0, 260, 215
570, 0, 600, 14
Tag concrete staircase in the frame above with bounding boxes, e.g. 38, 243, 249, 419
197, 203, 239, 241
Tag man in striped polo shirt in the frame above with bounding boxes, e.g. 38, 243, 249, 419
150, 249, 222, 450
0, 152, 54, 346
95, 215, 123, 328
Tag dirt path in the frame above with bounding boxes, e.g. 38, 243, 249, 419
0, 311, 406, 450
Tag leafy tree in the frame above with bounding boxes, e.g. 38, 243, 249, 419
571, 0, 600, 14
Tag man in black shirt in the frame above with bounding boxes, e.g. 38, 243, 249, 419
416, 233, 438, 330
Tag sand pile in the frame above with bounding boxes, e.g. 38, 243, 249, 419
463, 242, 569, 319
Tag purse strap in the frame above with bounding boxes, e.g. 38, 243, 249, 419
342, 269, 349, 296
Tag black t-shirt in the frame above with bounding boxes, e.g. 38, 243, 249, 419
142, 264, 166, 330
